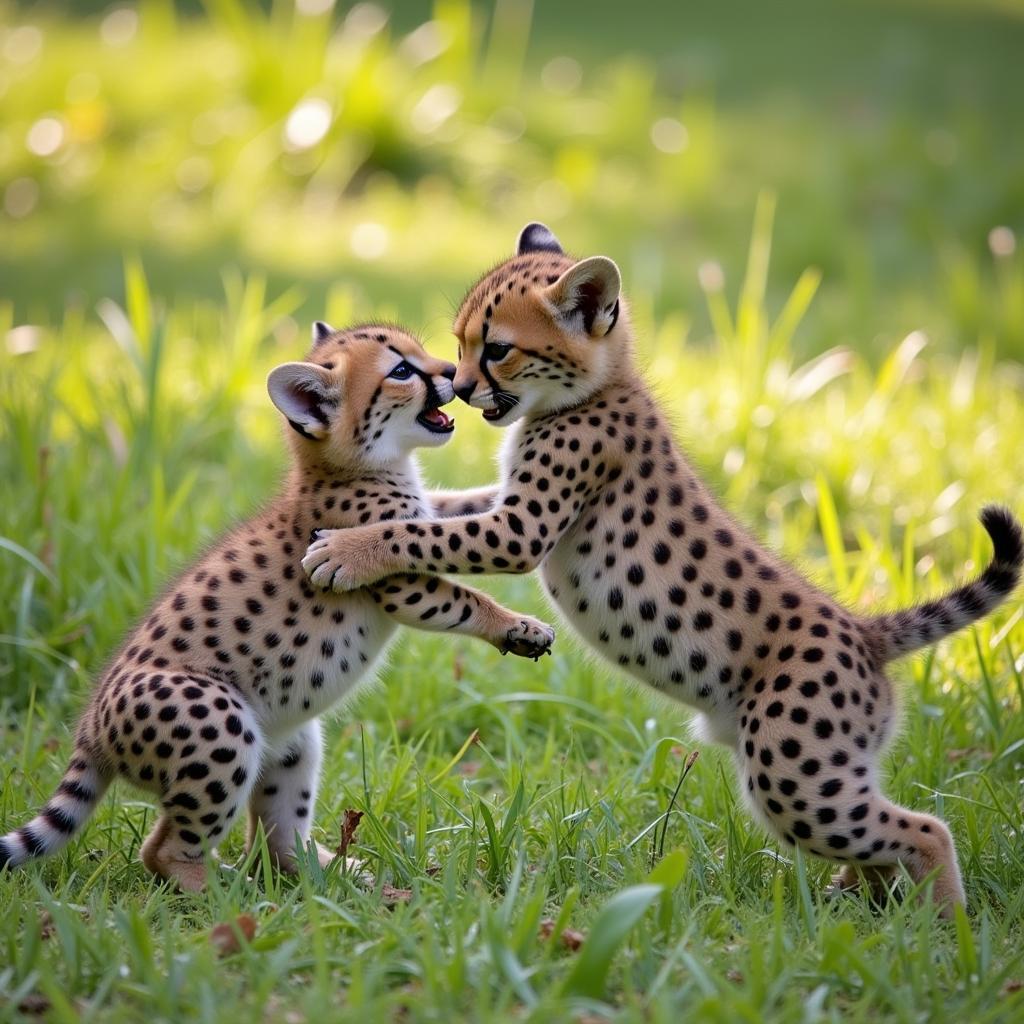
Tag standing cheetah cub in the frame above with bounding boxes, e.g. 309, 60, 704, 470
0, 322, 554, 890
303, 226, 1023, 914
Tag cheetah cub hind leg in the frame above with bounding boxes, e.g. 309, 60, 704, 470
140, 817, 210, 893
134, 683, 266, 891
245, 722, 370, 884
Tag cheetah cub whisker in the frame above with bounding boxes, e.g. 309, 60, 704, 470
0, 322, 555, 891
302, 225, 1023, 917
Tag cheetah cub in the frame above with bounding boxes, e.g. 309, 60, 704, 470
0, 322, 554, 891
303, 226, 1023, 915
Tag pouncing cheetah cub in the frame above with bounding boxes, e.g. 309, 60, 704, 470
302, 225, 1023, 914
0, 322, 554, 891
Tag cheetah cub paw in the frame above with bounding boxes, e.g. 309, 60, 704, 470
302, 529, 368, 592
500, 618, 556, 660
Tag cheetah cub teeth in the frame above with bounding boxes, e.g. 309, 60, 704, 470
0, 321, 555, 891
302, 223, 1024, 917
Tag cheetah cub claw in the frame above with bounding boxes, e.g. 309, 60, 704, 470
303, 529, 370, 594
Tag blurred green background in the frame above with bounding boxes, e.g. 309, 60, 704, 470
3, 0, 1023, 356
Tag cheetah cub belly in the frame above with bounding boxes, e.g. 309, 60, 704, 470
302, 225, 1023, 916
0, 322, 554, 891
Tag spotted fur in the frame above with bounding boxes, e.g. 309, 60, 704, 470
0, 323, 554, 890
303, 228, 1022, 915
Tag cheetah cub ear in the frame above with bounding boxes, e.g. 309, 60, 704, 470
544, 256, 622, 338
267, 362, 338, 441
516, 222, 564, 256
312, 320, 335, 344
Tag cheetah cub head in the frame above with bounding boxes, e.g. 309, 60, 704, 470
452, 222, 626, 425
267, 323, 457, 469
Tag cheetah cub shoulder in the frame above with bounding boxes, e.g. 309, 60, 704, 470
303, 227, 1023, 915
0, 322, 554, 891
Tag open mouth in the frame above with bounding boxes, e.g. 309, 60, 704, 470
417, 406, 455, 434
481, 393, 517, 422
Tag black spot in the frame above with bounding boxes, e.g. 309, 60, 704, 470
693, 610, 713, 631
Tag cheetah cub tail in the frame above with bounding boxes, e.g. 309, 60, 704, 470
866, 504, 1023, 663
0, 744, 109, 871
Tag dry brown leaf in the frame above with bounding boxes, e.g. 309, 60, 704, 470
337, 808, 364, 858
382, 884, 413, 907
539, 917, 586, 950
210, 913, 257, 957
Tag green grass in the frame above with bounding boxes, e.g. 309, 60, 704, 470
2, 1, 1024, 1021
3, 0, 1023, 358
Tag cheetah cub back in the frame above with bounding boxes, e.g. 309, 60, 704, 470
0, 322, 554, 891
303, 226, 1023, 916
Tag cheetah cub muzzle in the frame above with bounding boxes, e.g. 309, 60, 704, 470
302, 225, 1023, 916
0, 322, 554, 891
